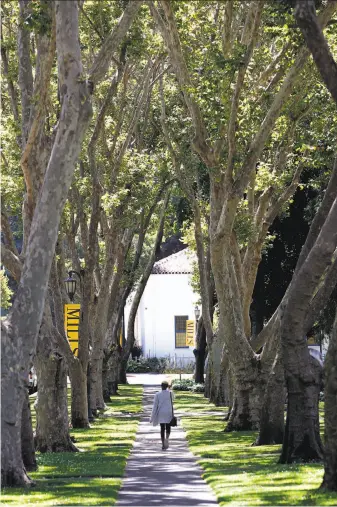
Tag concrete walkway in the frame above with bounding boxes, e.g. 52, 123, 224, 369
116, 385, 218, 507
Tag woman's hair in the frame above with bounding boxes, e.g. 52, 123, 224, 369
161, 381, 169, 390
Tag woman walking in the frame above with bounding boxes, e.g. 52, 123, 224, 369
150, 381, 174, 450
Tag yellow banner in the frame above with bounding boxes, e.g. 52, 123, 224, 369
186, 320, 195, 346
64, 304, 80, 357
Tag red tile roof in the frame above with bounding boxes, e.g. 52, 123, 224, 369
152, 248, 196, 274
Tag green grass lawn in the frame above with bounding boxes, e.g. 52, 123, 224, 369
2, 385, 143, 506
175, 391, 337, 507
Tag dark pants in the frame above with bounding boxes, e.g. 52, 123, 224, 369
160, 423, 171, 440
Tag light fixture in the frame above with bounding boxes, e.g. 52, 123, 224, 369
64, 274, 77, 302
194, 305, 200, 321
64, 270, 82, 302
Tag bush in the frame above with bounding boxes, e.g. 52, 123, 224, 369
191, 383, 205, 393
126, 357, 168, 374
131, 345, 143, 359
171, 379, 195, 391
146, 357, 168, 373
126, 358, 150, 373
171, 379, 205, 392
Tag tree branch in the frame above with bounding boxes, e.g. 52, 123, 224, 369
123, 189, 170, 361
221, 1, 233, 58
152, 0, 215, 167
88, 1, 143, 87
109, 61, 154, 191
225, 1, 264, 176
1, 207, 19, 257
1, 42, 20, 125
232, 1, 337, 198
304, 254, 337, 334
295, 157, 337, 275
20, 13, 56, 221
18, 0, 34, 146
295, 0, 337, 105
1, 244, 22, 282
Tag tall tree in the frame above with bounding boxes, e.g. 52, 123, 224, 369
152, 0, 336, 436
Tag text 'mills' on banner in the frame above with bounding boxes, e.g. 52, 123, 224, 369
64, 304, 80, 357
186, 320, 195, 346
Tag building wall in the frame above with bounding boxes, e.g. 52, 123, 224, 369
126, 273, 199, 359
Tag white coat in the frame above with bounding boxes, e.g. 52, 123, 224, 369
150, 389, 174, 426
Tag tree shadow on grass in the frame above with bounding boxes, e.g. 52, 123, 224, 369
2, 477, 122, 506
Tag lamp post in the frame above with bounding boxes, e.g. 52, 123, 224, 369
64, 270, 93, 422
64, 270, 82, 301
194, 305, 200, 323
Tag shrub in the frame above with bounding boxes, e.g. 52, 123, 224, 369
126, 358, 150, 373
171, 379, 205, 392
131, 345, 143, 359
146, 357, 168, 373
126, 357, 168, 374
191, 383, 205, 393
171, 379, 195, 391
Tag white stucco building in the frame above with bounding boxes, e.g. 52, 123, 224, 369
125, 248, 200, 360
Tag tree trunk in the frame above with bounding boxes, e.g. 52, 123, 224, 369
224, 365, 234, 420
119, 358, 128, 385
321, 314, 337, 490
21, 389, 37, 471
96, 356, 105, 410
254, 354, 285, 445
279, 354, 323, 463
225, 378, 261, 432
102, 356, 111, 402
69, 360, 90, 428
204, 356, 211, 399
89, 353, 105, 411
1, 333, 31, 486
102, 350, 120, 401
35, 351, 77, 452
193, 317, 207, 384
193, 348, 206, 384
205, 332, 224, 405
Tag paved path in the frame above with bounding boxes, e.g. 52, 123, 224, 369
116, 385, 218, 507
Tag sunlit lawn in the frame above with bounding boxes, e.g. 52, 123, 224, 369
1, 385, 143, 506
175, 391, 337, 507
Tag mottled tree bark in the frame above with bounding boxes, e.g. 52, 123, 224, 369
225, 376, 261, 432
280, 196, 337, 462
21, 389, 37, 472
321, 314, 337, 490
280, 354, 323, 463
1, 0, 92, 486
254, 353, 285, 446
69, 360, 89, 428
153, 0, 336, 439
295, 0, 337, 104
34, 346, 77, 453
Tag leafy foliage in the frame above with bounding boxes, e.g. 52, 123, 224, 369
0, 270, 13, 310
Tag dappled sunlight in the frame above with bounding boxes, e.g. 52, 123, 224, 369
1, 478, 122, 506
116, 386, 218, 506
178, 392, 337, 506
2, 385, 143, 506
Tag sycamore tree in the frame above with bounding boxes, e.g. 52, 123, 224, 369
293, 0, 337, 487
1, 0, 92, 486
150, 0, 337, 463
1, 0, 143, 487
